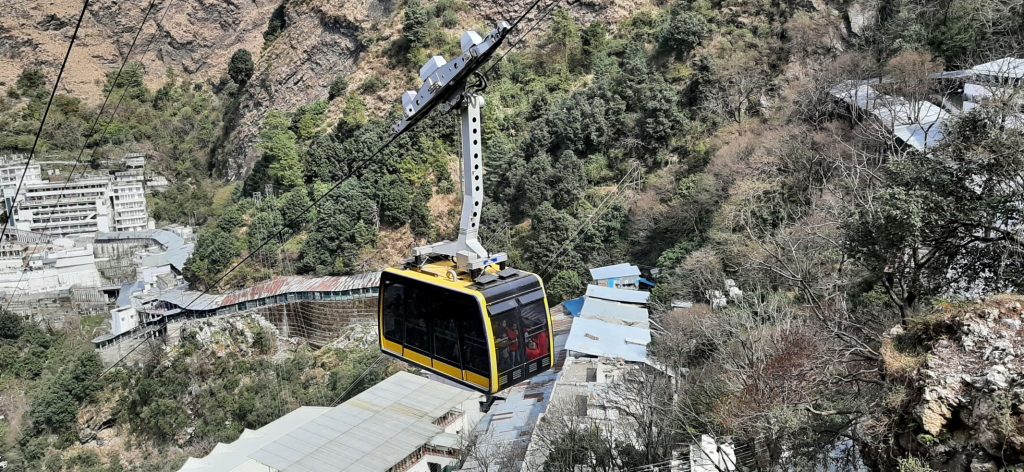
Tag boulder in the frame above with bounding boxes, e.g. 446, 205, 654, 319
846, 1, 877, 36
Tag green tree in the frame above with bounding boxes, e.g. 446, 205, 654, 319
228, 49, 255, 87
328, 76, 348, 100
29, 379, 79, 433
104, 62, 147, 100
0, 310, 24, 339
16, 68, 46, 92
660, 7, 710, 58
547, 270, 586, 305
299, 181, 378, 274
184, 228, 243, 289
403, 0, 428, 53
258, 111, 304, 190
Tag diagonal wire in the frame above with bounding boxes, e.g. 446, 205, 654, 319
483, 0, 563, 78
329, 353, 386, 406
0, 0, 91, 244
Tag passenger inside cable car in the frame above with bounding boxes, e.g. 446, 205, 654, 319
378, 267, 554, 394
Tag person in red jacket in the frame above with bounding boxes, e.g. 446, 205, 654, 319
505, 320, 520, 364
526, 330, 549, 361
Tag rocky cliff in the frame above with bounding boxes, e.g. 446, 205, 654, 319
1, 0, 654, 180
0, 0, 280, 101
875, 296, 1024, 471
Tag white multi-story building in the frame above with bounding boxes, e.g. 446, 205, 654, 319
0, 164, 43, 193
2, 153, 155, 237
5, 178, 113, 237
110, 181, 150, 232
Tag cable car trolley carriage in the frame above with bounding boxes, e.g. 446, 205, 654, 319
377, 23, 555, 399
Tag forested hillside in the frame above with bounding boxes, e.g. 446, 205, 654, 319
1, 0, 1023, 470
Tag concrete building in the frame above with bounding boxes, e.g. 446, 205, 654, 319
0, 164, 43, 193
179, 371, 484, 472
0, 238, 104, 294
109, 181, 150, 232
5, 178, 113, 236
2, 153, 156, 238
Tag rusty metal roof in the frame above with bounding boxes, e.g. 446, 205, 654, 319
220, 272, 380, 306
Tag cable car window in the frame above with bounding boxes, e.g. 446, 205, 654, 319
520, 294, 549, 362
404, 289, 430, 353
458, 299, 489, 376
432, 299, 462, 368
494, 312, 524, 373
382, 281, 406, 344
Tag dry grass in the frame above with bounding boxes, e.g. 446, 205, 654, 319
880, 338, 926, 381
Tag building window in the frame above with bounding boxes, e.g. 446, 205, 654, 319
575, 395, 588, 416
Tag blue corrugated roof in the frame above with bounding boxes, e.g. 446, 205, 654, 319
579, 297, 649, 327
564, 317, 650, 363
116, 281, 145, 307
563, 297, 585, 317
589, 263, 640, 280
585, 285, 650, 304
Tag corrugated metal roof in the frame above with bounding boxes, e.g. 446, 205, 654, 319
220, 273, 380, 306
585, 285, 650, 305
579, 297, 649, 328
247, 371, 477, 472
116, 280, 144, 307
867, 98, 949, 130
156, 288, 224, 311
564, 317, 650, 363
589, 263, 640, 280
830, 82, 882, 109
462, 370, 558, 471
97, 229, 195, 271
180, 407, 331, 472
155, 273, 380, 312
971, 57, 1024, 79
893, 121, 946, 151
178, 372, 478, 472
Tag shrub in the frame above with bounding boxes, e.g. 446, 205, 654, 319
0, 311, 24, 339
661, 8, 710, 58
403, 0, 428, 51
16, 69, 46, 92
358, 76, 388, 94
328, 76, 348, 100
228, 49, 255, 87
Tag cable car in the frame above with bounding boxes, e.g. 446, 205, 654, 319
378, 262, 554, 394
377, 24, 554, 396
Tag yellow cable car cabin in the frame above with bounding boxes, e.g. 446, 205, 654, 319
378, 261, 555, 394
379, 25, 553, 395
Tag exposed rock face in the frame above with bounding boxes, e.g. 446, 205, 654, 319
216, 0, 384, 180
878, 296, 1024, 471
174, 313, 280, 360
0, 0, 279, 102
3, 0, 652, 180
216, 0, 655, 180
845, 0, 878, 36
